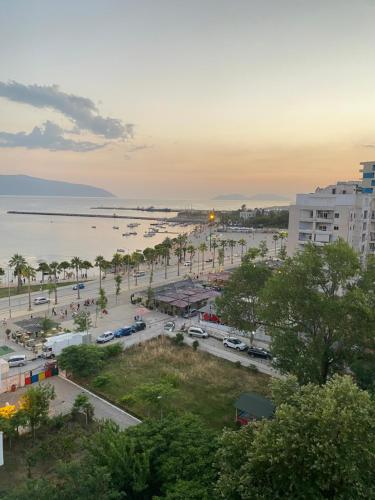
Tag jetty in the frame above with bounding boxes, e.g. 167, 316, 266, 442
91, 206, 181, 213
6, 210, 200, 223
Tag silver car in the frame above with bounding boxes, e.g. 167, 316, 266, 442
223, 337, 247, 351
188, 326, 208, 338
8, 355, 27, 367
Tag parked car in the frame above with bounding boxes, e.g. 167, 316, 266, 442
72, 283, 85, 290
114, 326, 134, 338
34, 296, 50, 305
205, 258, 213, 263
96, 331, 115, 344
133, 271, 146, 278
8, 355, 27, 367
164, 321, 175, 332
247, 346, 272, 360
132, 321, 146, 331
183, 261, 191, 267
223, 337, 248, 351
183, 309, 198, 318
187, 326, 208, 338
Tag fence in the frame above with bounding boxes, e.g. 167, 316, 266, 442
0, 364, 59, 394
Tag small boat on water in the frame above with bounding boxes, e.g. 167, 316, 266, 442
144, 231, 155, 237
117, 248, 125, 253
91, 226, 96, 229
113, 226, 119, 230
122, 232, 131, 237
127, 222, 140, 228
129, 232, 137, 235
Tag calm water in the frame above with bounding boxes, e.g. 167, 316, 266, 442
0, 195, 288, 268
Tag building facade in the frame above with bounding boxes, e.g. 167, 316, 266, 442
287, 162, 375, 259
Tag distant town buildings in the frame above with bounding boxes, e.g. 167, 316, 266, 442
287, 162, 375, 260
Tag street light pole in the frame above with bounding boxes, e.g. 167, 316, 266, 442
7, 268, 11, 319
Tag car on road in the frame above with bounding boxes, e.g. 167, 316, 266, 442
132, 320, 146, 331
34, 296, 50, 305
247, 346, 272, 360
72, 283, 85, 290
133, 271, 146, 278
223, 337, 248, 351
114, 326, 134, 338
164, 321, 175, 332
96, 331, 115, 344
205, 258, 213, 263
183, 261, 191, 267
183, 309, 198, 318
187, 326, 208, 338
8, 354, 27, 367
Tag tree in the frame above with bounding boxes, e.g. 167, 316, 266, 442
211, 240, 218, 268
217, 248, 224, 267
58, 344, 104, 378
80, 260, 92, 278
94, 255, 106, 290
49, 261, 60, 305
227, 239, 236, 264
114, 274, 122, 304
199, 242, 207, 271
22, 264, 35, 311
174, 248, 182, 276
58, 260, 70, 280
186, 245, 195, 273
71, 393, 94, 424
112, 253, 123, 274
216, 376, 375, 500
97, 287, 108, 312
73, 310, 92, 333
20, 384, 56, 440
70, 257, 83, 299
9, 253, 26, 291
134, 381, 176, 418
216, 260, 272, 340
238, 238, 247, 261
277, 245, 287, 260
272, 233, 279, 255
260, 239, 375, 384
37, 261, 50, 283
258, 240, 268, 259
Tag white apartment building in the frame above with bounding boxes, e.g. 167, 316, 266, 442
287, 162, 375, 259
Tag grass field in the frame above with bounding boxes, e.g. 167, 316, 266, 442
0, 345, 14, 356
85, 336, 271, 429
0, 281, 77, 299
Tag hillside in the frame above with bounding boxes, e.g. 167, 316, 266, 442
0, 175, 113, 197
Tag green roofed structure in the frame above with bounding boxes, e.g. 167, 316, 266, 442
235, 392, 274, 425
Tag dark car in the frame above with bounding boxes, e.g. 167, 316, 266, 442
183, 309, 198, 319
114, 326, 134, 338
247, 346, 272, 360
73, 283, 85, 290
132, 321, 146, 331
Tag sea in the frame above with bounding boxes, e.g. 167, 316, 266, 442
0, 195, 290, 268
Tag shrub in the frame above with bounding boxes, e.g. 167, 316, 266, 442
58, 344, 103, 378
119, 394, 136, 406
247, 364, 259, 373
234, 361, 242, 368
172, 332, 184, 346
92, 375, 111, 388
192, 340, 199, 351
161, 372, 180, 388
102, 342, 123, 359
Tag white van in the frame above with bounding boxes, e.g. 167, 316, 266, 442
34, 296, 50, 305
187, 326, 208, 338
8, 355, 27, 367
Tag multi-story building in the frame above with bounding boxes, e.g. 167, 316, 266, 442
287, 162, 375, 259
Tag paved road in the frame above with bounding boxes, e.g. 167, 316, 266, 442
0, 375, 140, 428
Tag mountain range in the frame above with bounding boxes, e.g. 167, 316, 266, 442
213, 193, 289, 201
0, 175, 113, 197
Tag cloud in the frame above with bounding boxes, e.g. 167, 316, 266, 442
127, 143, 153, 153
0, 81, 132, 139
0, 121, 104, 152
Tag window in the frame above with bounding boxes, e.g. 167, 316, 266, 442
334, 226, 339, 230
364, 210, 368, 219
363, 222, 367, 231
332, 188, 336, 194
334, 213, 339, 218
363, 188, 373, 194
363, 172, 374, 179
362, 233, 366, 242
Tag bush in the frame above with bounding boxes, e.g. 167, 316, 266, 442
172, 332, 184, 346
47, 413, 66, 430
92, 375, 111, 388
234, 361, 242, 368
58, 344, 103, 378
119, 394, 136, 406
102, 342, 123, 359
192, 340, 199, 351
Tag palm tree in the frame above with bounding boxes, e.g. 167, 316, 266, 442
9, 254, 26, 292
238, 238, 247, 261
94, 256, 106, 290
160, 245, 169, 279
49, 261, 60, 305
272, 234, 279, 256
59, 261, 70, 280
22, 264, 36, 311
174, 248, 183, 276
187, 245, 195, 273
219, 240, 227, 262
199, 242, 208, 271
37, 262, 50, 284
80, 260, 92, 279
278, 230, 288, 249
112, 253, 123, 275
227, 239, 236, 264
212, 240, 219, 268
70, 257, 83, 299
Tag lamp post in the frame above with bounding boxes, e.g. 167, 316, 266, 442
7, 268, 11, 319
208, 210, 215, 251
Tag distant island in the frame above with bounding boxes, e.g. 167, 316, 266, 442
213, 193, 290, 201
0, 175, 114, 197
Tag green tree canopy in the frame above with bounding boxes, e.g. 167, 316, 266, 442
260, 239, 375, 384
216, 375, 375, 500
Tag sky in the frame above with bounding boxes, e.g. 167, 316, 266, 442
1, 0, 375, 199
